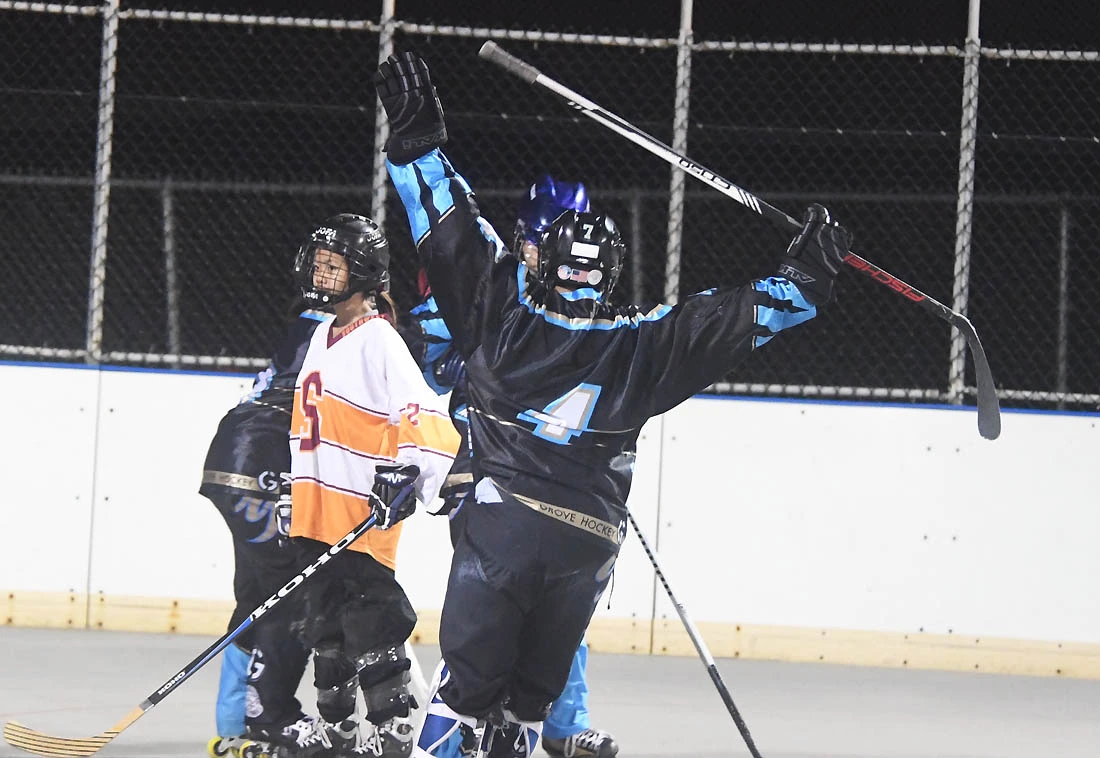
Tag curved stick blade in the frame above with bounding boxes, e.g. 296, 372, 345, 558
956, 316, 1002, 440
4, 721, 114, 757
4, 706, 143, 757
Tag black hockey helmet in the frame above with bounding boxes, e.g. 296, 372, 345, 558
537, 210, 625, 299
294, 214, 390, 307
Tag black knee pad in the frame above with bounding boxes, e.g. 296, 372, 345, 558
314, 645, 358, 723
356, 645, 413, 725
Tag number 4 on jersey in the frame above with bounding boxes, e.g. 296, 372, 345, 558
517, 383, 602, 445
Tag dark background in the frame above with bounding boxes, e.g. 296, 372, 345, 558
2, 1, 1098, 406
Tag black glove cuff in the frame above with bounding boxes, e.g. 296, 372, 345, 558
386, 126, 448, 165
777, 255, 836, 306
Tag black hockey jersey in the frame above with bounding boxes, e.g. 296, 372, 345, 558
400, 293, 473, 502
388, 150, 820, 548
200, 309, 327, 500
399, 294, 462, 396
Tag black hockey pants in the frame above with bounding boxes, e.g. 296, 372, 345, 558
294, 538, 418, 725
207, 490, 313, 729
438, 494, 616, 723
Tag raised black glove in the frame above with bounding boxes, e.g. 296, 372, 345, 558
371, 463, 420, 530
776, 203, 851, 306
372, 52, 447, 165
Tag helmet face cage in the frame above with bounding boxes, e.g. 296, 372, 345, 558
294, 214, 390, 308
537, 210, 626, 300
512, 175, 591, 259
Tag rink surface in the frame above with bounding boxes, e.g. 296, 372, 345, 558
1, 627, 1098, 758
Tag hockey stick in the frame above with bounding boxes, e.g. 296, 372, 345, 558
2, 489, 410, 757
625, 511, 766, 758
478, 41, 1001, 441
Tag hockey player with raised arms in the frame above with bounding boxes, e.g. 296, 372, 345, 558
374, 52, 851, 758
400, 176, 620, 758
246, 214, 461, 758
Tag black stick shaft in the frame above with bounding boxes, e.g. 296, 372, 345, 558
144, 510, 381, 707
3, 508, 385, 756
627, 512, 765, 758
478, 41, 1001, 441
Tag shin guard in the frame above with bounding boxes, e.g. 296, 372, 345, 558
357, 644, 414, 725
415, 661, 478, 758
314, 645, 359, 724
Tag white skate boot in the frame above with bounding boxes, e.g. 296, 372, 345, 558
243, 716, 338, 758
351, 716, 414, 757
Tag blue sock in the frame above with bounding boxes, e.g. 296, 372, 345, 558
215, 643, 251, 737
542, 640, 590, 740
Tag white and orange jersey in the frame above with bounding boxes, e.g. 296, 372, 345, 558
289, 312, 461, 569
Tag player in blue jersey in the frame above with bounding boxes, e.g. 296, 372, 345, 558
375, 52, 851, 758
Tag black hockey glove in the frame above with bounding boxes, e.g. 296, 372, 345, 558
435, 473, 472, 517
433, 346, 466, 390
372, 52, 448, 165
275, 493, 292, 539
776, 203, 852, 306
371, 463, 421, 530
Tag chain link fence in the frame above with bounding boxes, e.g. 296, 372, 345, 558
1, 1, 1097, 410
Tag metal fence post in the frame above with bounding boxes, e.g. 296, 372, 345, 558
630, 189, 644, 305
948, 0, 983, 403
663, 0, 694, 305
84, 0, 120, 364
1056, 204, 1071, 404
162, 179, 180, 362
371, 0, 396, 225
